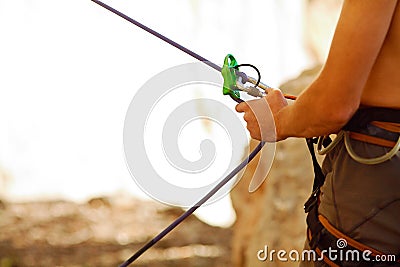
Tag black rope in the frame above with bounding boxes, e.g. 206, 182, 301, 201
230, 94, 244, 103
91, 0, 222, 72
119, 141, 265, 267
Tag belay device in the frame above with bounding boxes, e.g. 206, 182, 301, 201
91, 1, 296, 266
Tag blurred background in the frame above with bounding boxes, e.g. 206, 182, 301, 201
0, 0, 342, 266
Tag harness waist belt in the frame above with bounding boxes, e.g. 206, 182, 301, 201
344, 107, 400, 148
343, 107, 400, 132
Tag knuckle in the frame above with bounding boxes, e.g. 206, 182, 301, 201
250, 132, 260, 140
235, 103, 243, 112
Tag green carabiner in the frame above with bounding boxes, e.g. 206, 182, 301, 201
221, 54, 240, 98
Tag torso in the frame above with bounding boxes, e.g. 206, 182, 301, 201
361, 2, 400, 109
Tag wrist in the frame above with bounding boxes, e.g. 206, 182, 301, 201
274, 110, 287, 141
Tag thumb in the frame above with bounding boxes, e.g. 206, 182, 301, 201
235, 102, 247, 113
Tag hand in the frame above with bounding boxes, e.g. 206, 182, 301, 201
235, 88, 288, 141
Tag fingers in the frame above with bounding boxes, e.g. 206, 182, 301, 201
265, 87, 282, 97
235, 102, 247, 113
243, 111, 251, 122
264, 86, 275, 95
235, 99, 264, 140
235, 102, 253, 125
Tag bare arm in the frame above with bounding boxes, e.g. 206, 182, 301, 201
275, 0, 398, 140
237, 0, 398, 141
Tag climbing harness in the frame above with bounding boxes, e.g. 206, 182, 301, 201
306, 203, 400, 266
91, 1, 295, 266
305, 107, 400, 266
317, 108, 400, 164
317, 130, 400, 165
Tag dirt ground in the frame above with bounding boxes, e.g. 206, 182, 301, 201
0, 196, 232, 267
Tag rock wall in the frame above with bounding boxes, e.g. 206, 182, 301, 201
230, 67, 322, 267
0, 196, 233, 267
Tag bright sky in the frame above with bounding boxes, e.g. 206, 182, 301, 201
0, 0, 311, 226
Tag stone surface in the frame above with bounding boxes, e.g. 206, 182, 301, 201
230, 66, 323, 267
0, 196, 232, 267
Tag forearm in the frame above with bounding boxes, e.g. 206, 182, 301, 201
275, 76, 355, 140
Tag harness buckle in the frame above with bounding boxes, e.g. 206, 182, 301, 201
304, 188, 320, 213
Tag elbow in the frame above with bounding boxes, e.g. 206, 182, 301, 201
326, 104, 358, 131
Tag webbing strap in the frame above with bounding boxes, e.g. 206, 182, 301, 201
307, 138, 325, 192
371, 121, 400, 133
349, 131, 399, 148
304, 138, 325, 213
343, 107, 400, 132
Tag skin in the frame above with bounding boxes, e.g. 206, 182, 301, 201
236, 0, 400, 142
